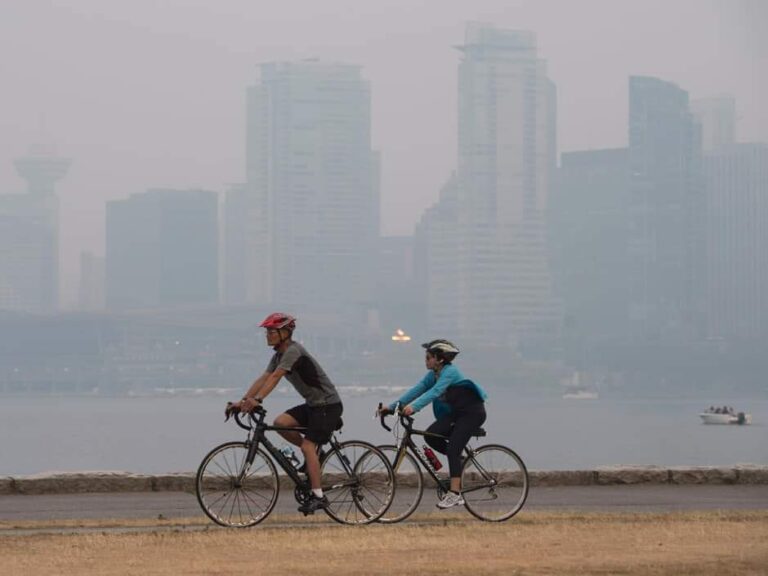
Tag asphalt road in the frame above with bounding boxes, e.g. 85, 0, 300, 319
2, 484, 767, 523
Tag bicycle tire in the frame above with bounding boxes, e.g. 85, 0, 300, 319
460, 443, 528, 522
196, 441, 279, 527
320, 440, 394, 525
376, 444, 423, 523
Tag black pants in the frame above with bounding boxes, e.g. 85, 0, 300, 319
425, 403, 486, 478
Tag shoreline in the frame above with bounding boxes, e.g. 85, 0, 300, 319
2, 465, 767, 495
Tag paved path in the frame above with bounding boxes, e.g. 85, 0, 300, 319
2, 484, 767, 523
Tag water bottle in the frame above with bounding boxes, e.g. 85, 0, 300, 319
422, 445, 442, 471
280, 446, 300, 469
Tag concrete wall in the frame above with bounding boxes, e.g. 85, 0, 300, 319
2, 465, 767, 495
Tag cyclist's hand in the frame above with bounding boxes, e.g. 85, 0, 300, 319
240, 397, 262, 413
225, 401, 240, 421
377, 405, 392, 417
402, 405, 415, 417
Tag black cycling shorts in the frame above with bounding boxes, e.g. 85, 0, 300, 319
285, 402, 343, 445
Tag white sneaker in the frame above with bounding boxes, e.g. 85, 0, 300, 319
436, 491, 464, 509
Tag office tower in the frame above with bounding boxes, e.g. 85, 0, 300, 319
222, 183, 248, 305
421, 24, 560, 347
243, 61, 379, 313
553, 148, 630, 342
704, 143, 768, 340
415, 175, 461, 337
0, 147, 69, 313
627, 76, 704, 341
105, 188, 219, 309
691, 96, 736, 152
78, 251, 105, 311
375, 235, 423, 337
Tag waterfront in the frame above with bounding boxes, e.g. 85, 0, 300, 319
2, 386, 766, 476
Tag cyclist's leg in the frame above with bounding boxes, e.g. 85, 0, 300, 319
445, 405, 486, 491
425, 416, 452, 454
275, 404, 307, 446
303, 403, 343, 490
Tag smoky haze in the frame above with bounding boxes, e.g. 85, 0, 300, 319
0, 0, 765, 306
0, 0, 767, 401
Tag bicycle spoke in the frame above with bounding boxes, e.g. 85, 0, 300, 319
321, 441, 394, 525
375, 445, 423, 523
461, 444, 528, 522
196, 442, 279, 527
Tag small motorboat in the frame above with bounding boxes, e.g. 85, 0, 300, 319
563, 389, 599, 400
699, 410, 752, 425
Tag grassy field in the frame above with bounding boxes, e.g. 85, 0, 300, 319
2, 511, 767, 575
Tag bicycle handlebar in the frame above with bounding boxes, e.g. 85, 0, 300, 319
227, 403, 266, 431
377, 402, 414, 433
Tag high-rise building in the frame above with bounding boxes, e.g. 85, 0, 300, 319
553, 148, 631, 342
105, 189, 219, 309
704, 143, 768, 340
691, 95, 736, 152
420, 24, 560, 347
0, 147, 69, 313
240, 61, 379, 314
222, 183, 248, 305
627, 76, 704, 341
78, 251, 105, 311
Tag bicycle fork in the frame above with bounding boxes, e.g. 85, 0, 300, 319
235, 432, 261, 486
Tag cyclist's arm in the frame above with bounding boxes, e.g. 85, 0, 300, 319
242, 370, 270, 400
409, 366, 461, 413
389, 373, 433, 412
250, 368, 288, 402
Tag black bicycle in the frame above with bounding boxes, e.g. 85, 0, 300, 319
377, 405, 528, 523
196, 406, 394, 527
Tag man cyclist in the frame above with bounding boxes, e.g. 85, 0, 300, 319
227, 312, 343, 514
379, 339, 487, 509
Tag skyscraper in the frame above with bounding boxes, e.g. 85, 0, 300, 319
222, 183, 248, 305
239, 61, 379, 314
78, 251, 105, 312
553, 148, 631, 342
704, 143, 768, 340
0, 147, 69, 313
106, 189, 219, 309
691, 95, 736, 152
420, 24, 560, 347
627, 76, 704, 341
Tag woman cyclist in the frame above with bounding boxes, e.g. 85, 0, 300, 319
379, 339, 487, 509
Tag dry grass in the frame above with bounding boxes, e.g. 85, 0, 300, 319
1, 511, 767, 576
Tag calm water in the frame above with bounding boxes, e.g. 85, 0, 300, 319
2, 387, 766, 476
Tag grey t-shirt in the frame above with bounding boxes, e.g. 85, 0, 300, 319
267, 342, 341, 407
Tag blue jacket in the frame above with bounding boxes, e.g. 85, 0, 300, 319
389, 364, 488, 419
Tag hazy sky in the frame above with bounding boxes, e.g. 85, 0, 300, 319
1, 0, 765, 307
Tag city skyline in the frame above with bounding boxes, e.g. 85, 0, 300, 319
1, 0, 765, 307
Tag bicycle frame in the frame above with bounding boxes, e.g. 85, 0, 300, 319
233, 408, 352, 491
199, 406, 396, 527
376, 405, 528, 523
380, 408, 481, 489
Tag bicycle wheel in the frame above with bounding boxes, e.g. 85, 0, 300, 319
376, 444, 423, 523
460, 444, 528, 522
321, 440, 394, 525
196, 441, 279, 527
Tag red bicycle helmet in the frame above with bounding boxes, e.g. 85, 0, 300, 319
259, 312, 297, 332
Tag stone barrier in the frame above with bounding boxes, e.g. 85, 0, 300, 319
2, 466, 766, 495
